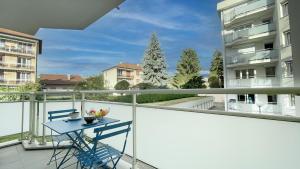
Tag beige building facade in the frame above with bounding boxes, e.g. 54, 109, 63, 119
217, 0, 295, 115
0, 28, 41, 87
103, 63, 143, 89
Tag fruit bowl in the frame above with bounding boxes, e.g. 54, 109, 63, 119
84, 116, 95, 124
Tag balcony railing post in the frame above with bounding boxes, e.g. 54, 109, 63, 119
29, 93, 36, 144
72, 93, 75, 109
81, 92, 85, 116
132, 93, 137, 169
41, 93, 47, 145
20, 94, 25, 141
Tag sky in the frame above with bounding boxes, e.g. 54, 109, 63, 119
36, 0, 222, 77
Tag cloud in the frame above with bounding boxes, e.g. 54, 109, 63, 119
99, 34, 147, 46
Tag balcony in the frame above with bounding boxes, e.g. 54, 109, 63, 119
228, 102, 281, 114
223, 0, 275, 25
224, 23, 276, 46
0, 62, 34, 71
0, 79, 32, 86
227, 76, 279, 88
0, 88, 300, 169
226, 49, 278, 67
0, 45, 35, 57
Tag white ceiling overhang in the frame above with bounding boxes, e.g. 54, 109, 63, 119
0, 0, 124, 35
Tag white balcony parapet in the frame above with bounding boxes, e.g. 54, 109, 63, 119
224, 23, 276, 44
228, 102, 281, 114
0, 45, 35, 56
228, 76, 279, 88
227, 49, 278, 66
223, 0, 275, 24
0, 61, 34, 71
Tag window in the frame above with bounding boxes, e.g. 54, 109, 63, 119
265, 67, 276, 77
235, 69, 256, 79
267, 95, 277, 104
264, 43, 274, 50
285, 60, 293, 76
290, 94, 295, 106
283, 30, 291, 46
248, 69, 255, 78
237, 94, 255, 104
262, 18, 272, 24
117, 69, 122, 76
17, 57, 31, 67
238, 95, 245, 102
235, 70, 240, 79
281, 1, 289, 17
17, 72, 31, 81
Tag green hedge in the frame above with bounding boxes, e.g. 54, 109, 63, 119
104, 94, 196, 104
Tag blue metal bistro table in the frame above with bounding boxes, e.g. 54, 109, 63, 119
43, 117, 120, 169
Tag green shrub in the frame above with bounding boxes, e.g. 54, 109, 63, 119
114, 80, 130, 90
104, 94, 196, 104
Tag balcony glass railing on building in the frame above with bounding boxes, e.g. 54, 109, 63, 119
224, 23, 276, 44
223, 0, 275, 24
227, 49, 278, 66
228, 76, 279, 88
228, 101, 281, 114
0, 43, 34, 56
0, 79, 32, 85
0, 61, 34, 71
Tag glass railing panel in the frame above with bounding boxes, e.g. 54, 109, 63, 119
224, 0, 275, 23
227, 49, 277, 65
225, 23, 275, 44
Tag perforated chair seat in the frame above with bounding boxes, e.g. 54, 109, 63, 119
77, 145, 122, 167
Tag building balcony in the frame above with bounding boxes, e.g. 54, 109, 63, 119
228, 101, 281, 114
226, 49, 278, 67
0, 79, 32, 86
117, 74, 134, 79
223, 0, 275, 25
227, 76, 279, 88
224, 23, 276, 46
0, 45, 35, 57
0, 62, 34, 71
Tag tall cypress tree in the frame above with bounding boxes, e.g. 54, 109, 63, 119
172, 48, 201, 88
142, 33, 168, 86
209, 50, 224, 88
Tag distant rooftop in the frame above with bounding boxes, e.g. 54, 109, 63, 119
40, 74, 83, 85
104, 63, 142, 72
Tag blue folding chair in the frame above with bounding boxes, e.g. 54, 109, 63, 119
76, 121, 132, 169
47, 109, 78, 168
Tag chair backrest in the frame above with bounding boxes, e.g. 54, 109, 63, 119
93, 121, 132, 142
48, 109, 77, 121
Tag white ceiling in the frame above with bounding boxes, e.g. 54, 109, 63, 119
0, 0, 124, 35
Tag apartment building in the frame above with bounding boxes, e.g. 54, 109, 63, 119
0, 28, 41, 87
217, 0, 295, 115
103, 63, 143, 89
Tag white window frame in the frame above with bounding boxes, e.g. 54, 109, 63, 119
281, 1, 289, 18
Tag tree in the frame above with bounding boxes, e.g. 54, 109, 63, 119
114, 80, 130, 90
173, 48, 201, 88
181, 76, 206, 89
208, 76, 220, 88
75, 74, 104, 90
142, 33, 168, 87
209, 50, 224, 88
